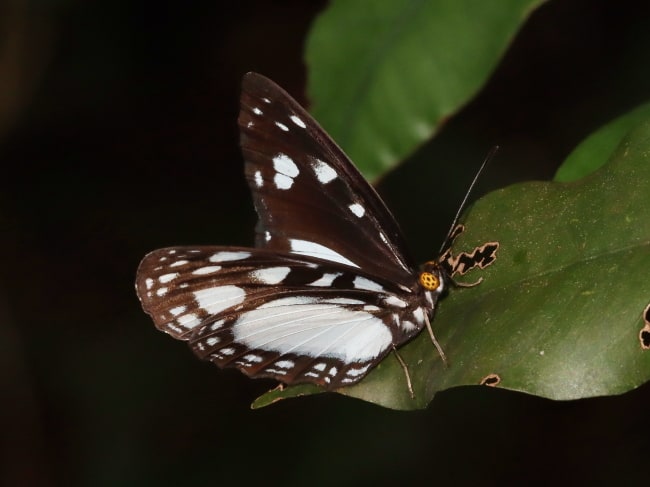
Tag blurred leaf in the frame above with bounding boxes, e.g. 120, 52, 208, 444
251, 384, 321, 409
555, 101, 650, 182
305, 0, 545, 180
256, 120, 650, 410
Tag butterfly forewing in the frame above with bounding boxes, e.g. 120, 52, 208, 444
239, 72, 416, 286
136, 246, 426, 389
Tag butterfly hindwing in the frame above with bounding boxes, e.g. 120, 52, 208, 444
136, 246, 428, 389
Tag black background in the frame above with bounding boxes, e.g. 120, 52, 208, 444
2, 1, 649, 485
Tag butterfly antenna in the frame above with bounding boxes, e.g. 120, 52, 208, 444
438, 146, 499, 254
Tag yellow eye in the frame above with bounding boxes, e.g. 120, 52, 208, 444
419, 271, 440, 290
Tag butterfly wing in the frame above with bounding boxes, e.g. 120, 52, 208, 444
239, 72, 417, 286
135, 73, 445, 391
136, 247, 426, 389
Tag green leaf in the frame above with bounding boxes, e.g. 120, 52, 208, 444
305, 0, 546, 180
555, 101, 650, 182
251, 384, 322, 409
254, 120, 650, 410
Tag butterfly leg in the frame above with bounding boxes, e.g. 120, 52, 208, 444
392, 346, 415, 399
424, 312, 448, 366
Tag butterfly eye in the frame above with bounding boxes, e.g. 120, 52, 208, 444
419, 270, 441, 291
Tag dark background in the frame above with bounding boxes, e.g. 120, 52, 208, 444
2, 1, 649, 485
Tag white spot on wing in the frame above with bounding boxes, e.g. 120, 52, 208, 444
313, 363, 327, 371
275, 122, 289, 131
169, 260, 188, 267
192, 266, 221, 275
253, 107, 263, 115
275, 360, 295, 369
169, 305, 187, 316
273, 154, 299, 177
401, 320, 417, 332
383, 295, 407, 308
194, 286, 245, 315
353, 276, 384, 292
262, 97, 271, 104
145, 278, 154, 290
274, 173, 293, 190
159, 273, 178, 283
177, 313, 199, 329
412, 307, 425, 325
210, 319, 225, 330
311, 159, 337, 183
250, 267, 291, 285
273, 154, 299, 190
307, 272, 341, 287
290, 114, 306, 128
243, 354, 263, 363
206, 337, 220, 346
289, 239, 358, 268
156, 287, 168, 296
349, 203, 365, 218
346, 364, 371, 377
209, 251, 251, 262
254, 170, 263, 188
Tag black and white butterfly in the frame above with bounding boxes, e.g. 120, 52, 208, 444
136, 72, 488, 395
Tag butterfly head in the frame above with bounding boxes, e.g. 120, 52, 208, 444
418, 260, 446, 307
419, 261, 444, 291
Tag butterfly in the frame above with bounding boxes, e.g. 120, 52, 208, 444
135, 72, 494, 397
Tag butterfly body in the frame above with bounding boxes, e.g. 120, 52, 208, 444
136, 73, 448, 391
